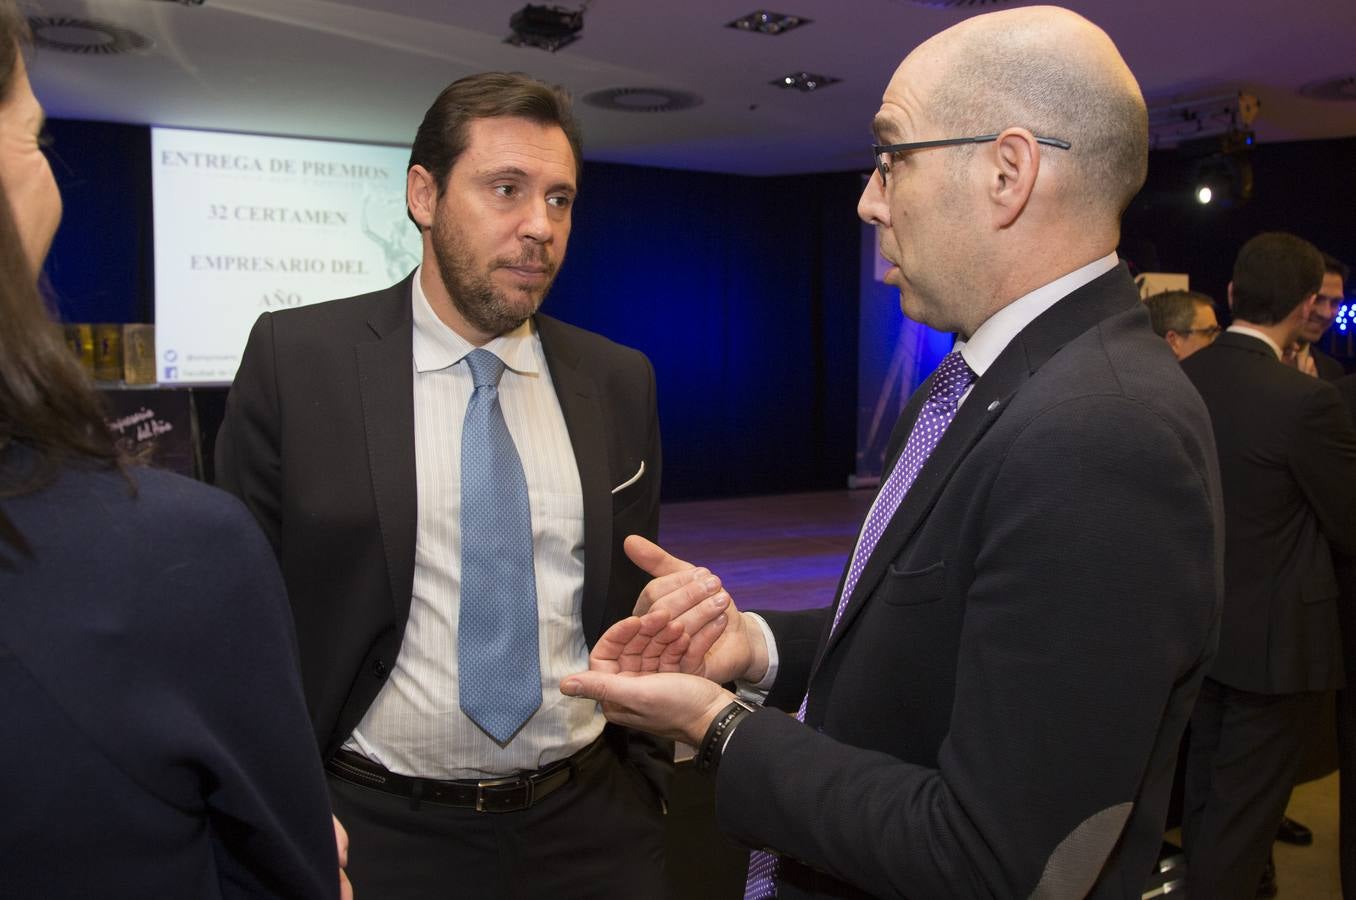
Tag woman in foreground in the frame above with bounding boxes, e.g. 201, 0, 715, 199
0, 4, 344, 896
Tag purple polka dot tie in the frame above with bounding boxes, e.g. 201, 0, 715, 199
744, 350, 976, 899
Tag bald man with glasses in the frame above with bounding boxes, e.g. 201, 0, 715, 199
562, 8, 1224, 898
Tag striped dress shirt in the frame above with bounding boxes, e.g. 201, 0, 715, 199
345, 269, 600, 778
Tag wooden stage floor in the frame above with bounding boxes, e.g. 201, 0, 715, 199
658, 489, 874, 614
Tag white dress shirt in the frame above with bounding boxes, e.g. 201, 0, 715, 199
345, 268, 601, 778
745, 252, 1121, 693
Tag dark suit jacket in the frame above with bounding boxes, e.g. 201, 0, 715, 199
0, 451, 337, 899
1182, 332, 1356, 694
1313, 345, 1345, 381
214, 273, 669, 789
717, 266, 1224, 899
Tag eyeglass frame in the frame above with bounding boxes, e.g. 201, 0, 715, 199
1176, 326, 1222, 340
872, 133, 1072, 184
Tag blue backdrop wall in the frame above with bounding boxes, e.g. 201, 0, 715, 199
42, 119, 862, 501
44, 119, 153, 324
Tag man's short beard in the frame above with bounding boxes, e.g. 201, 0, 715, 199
430, 212, 557, 338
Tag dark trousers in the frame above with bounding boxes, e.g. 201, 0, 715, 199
328, 745, 666, 900
1336, 556, 1356, 897
1182, 677, 1322, 900
1338, 687, 1356, 895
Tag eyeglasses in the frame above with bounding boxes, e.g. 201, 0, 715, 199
872, 133, 1072, 184
1180, 326, 1221, 341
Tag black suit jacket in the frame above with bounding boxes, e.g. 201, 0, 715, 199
0, 453, 336, 898
1181, 331, 1356, 694
1313, 345, 1345, 381
718, 266, 1224, 899
214, 273, 668, 789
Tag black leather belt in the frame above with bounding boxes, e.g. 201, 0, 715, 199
326, 736, 605, 813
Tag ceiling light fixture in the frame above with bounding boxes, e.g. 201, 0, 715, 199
505, 3, 587, 53
1182, 132, 1255, 210
582, 87, 703, 114
27, 16, 151, 55
1148, 91, 1259, 149
772, 71, 839, 93
726, 10, 811, 35
888, 0, 1014, 7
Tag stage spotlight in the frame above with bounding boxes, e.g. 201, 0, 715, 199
505, 4, 584, 52
1187, 146, 1253, 210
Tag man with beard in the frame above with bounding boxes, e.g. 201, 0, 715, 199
216, 73, 667, 899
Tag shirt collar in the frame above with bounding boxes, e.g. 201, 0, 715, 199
1225, 324, 1284, 360
954, 252, 1119, 379
411, 265, 540, 375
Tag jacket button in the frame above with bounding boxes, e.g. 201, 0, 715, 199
373, 659, 388, 678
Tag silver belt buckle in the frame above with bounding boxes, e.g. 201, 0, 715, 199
474, 774, 531, 812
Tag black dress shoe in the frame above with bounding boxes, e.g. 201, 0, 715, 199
1256, 855, 1278, 899
1276, 814, 1314, 846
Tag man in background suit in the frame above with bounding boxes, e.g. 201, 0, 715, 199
562, 8, 1224, 898
1287, 253, 1347, 379
1145, 289, 1220, 360
1268, 251, 1352, 877
216, 73, 668, 898
1322, 259, 1356, 898
1180, 232, 1356, 899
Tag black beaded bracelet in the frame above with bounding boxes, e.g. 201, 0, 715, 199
696, 698, 756, 774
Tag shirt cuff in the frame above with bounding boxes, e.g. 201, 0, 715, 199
734, 612, 779, 704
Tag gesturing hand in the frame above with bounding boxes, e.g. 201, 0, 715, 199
333, 815, 353, 900
589, 609, 690, 675
625, 535, 768, 685
561, 669, 734, 747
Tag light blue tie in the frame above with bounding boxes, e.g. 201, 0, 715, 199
459, 348, 541, 745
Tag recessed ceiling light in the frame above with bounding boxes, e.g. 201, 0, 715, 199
727, 10, 811, 35
27, 16, 151, 55
582, 87, 703, 114
772, 72, 840, 93
885, 0, 1013, 7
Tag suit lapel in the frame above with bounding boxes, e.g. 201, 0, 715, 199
817, 264, 1142, 663
356, 275, 418, 624
822, 355, 1022, 660
536, 315, 613, 644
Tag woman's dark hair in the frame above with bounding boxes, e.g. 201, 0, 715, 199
0, 2, 121, 513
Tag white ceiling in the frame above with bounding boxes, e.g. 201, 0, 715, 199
23, 0, 1356, 176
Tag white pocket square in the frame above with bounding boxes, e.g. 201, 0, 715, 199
611, 461, 645, 495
